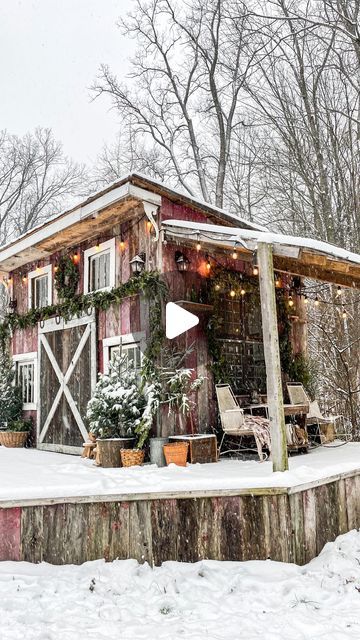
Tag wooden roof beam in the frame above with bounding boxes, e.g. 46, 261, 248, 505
273, 256, 360, 289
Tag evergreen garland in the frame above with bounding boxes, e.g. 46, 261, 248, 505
0, 271, 168, 374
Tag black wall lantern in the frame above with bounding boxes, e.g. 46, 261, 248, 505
130, 252, 146, 275
175, 251, 190, 272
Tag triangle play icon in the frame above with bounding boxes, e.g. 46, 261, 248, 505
165, 302, 199, 339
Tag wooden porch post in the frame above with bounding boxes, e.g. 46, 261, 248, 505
257, 242, 288, 472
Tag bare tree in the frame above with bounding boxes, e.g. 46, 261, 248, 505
0, 128, 86, 245
92, 0, 273, 208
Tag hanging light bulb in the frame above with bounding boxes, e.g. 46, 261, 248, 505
95, 243, 100, 252
54, 265, 59, 273
274, 274, 281, 288
230, 289, 236, 298
146, 221, 152, 233
215, 283, 221, 292
342, 307, 347, 319
119, 238, 125, 252
196, 235, 201, 251
22, 274, 27, 284
36, 263, 41, 273
240, 287, 246, 296
304, 295, 308, 304
72, 253, 80, 264
337, 286, 342, 297
206, 255, 211, 272
288, 295, 294, 308
252, 252, 259, 276
7, 276, 13, 286
315, 296, 320, 306
232, 243, 238, 260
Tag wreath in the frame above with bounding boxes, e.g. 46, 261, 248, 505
54, 255, 80, 300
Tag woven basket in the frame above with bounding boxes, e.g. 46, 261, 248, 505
163, 442, 189, 467
120, 448, 145, 467
0, 431, 28, 448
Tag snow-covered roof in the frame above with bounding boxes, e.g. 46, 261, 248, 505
162, 219, 360, 288
162, 219, 360, 264
0, 173, 266, 273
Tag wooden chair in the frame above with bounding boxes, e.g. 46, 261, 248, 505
286, 383, 344, 442
215, 384, 269, 460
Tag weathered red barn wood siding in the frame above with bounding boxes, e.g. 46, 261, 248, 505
0, 472, 357, 566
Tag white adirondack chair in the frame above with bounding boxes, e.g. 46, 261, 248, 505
215, 384, 269, 460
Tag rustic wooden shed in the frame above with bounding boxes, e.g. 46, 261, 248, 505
0, 173, 359, 471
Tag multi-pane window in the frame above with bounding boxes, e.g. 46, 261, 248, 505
32, 275, 49, 308
89, 251, 111, 292
28, 265, 52, 310
215, 292, 266, 394
109, 343, 142, 372
84, 239, 115, 294
16, 361, 36, 406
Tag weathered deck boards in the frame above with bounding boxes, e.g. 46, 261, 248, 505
1, 470, 360, 566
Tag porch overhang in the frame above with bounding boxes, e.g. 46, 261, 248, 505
162, 219, 360, 288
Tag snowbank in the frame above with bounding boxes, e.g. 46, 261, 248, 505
1, 529, 360, 639
0, 443, 360, 503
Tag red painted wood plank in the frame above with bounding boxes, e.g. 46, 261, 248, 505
0, 508, 21, 561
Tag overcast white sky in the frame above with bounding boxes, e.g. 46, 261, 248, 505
0, 0, 134, 165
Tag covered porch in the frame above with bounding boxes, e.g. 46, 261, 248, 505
163, 218, 360, 472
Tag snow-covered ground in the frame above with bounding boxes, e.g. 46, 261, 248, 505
0, 442, 360, 503
2, 529, 360, 639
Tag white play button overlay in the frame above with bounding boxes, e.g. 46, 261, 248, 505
166, 302, 199, 339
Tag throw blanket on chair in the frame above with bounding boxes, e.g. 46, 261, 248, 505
244, 415, 271, 458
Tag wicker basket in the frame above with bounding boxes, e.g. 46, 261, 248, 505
120, 448, 145, 467
0, 431, 28, 448
163, 442, 189, 467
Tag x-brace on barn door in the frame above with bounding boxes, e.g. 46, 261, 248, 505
37, 313, 96, 454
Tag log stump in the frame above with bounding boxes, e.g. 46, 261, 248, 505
96, 438, 135, 468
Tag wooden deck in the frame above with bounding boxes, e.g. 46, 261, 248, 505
0, 468, 359, 566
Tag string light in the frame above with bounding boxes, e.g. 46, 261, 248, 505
72, 253, 80, 264
119, 239, 125, 251
342, 307, 347, 319
315, 296, 320, 306
232, 243, 238, 260
240, 287, 246, 296
215, 284, 221, 291
196, 235, 201, 251
336, 286, 342, 296
288, 295, 294, 308
304, 295, 308, 304
36, 263, 41, 273
206, 256, 211, 272
95, 243, 100, 252
252, 265, 259, 276
275, 275, 281, 287
22, 274, 27, 283
230, 289, 236, 298
7, 277, 13, 286
54, 265, 59, 273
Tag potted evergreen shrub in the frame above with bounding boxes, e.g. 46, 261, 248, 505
1, 419, 32, 448
0, 342, 27, 447
86, 353, 159, 467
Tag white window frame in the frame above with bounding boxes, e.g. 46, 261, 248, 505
13, 352, 38, 410
102, 332, 145, 374
83, 238, 116, 294
28, 264, 52, 310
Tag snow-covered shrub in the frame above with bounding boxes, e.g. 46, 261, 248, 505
0, 341, 23, 427
86, 352, 159, 448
